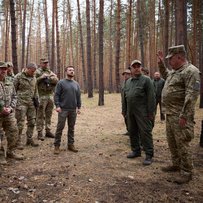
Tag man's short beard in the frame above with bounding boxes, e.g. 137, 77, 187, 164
67, 74, 74, 78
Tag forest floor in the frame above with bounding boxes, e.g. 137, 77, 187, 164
0, 93, 203, 203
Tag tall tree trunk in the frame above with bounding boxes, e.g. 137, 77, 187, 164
108, 0, 113, 93
92, 0, 97, 89
115, 0, 121, 93
51, 0, 56, 71
77, 0, 87, 93
4, 0, 9, 61
67, 0, 74, 66
164, 0, 169, 65
44, 0, 51, 63
98, 0, 104, 106
26, 0, 34, 66
148, 0, 156, 75
125, 0, 132, 68
137, 0, 144, 66
21, 0, 27, 69
56, 0, 61, 78
175, 0, 187, 48
86, 0, 93, 97
9, 0, 18, 73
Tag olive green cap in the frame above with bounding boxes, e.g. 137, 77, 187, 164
131, 59, 142, 66
122, 69, 131, 75
40, 58, 49, 63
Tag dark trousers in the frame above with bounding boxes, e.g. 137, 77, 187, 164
124, 116, 129, 132
156, 98, 165, 121
54, 110, 77, 147
128, 112, 154, 157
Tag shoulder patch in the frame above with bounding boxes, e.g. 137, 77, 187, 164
193, 81, 200, 91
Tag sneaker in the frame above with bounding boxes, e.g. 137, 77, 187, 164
173, 174, 192, 184
38, 132, 45, 141
45, 131, 55, 138
26, 139, 39, 147
127, 151, 141, 158
54, 146, 60, 154
143, 156, 153, 165
161, 165, 180, 172
68, 144, 78, 153
7, 151, 24, 160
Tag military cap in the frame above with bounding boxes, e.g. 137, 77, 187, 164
165, 45, 186, 59
0, 61, 8, 68
122, 69, 131, 75
7, 62, 13, 67
131, 59, 142, 66
27, 62, 37, 69
40, 58, 49, 63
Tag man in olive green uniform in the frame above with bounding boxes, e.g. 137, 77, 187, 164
157, 45, 200, 184
122, 60, 156, 165
35, 58, 58, 140
0, 62, 24, 165
14, 63, 39, 148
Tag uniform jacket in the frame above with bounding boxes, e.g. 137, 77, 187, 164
152, 78, 165, 99
122, 74, 156, 117
0, 78, 17, 111
14, 71, 38, 105
158, 61, 200, 118
35, 67, 58, 97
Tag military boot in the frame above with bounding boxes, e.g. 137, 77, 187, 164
45, 131, 55, 138
38, 132, 45, 141
0, 153, 7, 165
68, 144, 78, 153
26, 139, 39, 147
161, 165, 180, 172
143, 155, 153, 165
7, 151, 24, 160
54, 146, 60, 155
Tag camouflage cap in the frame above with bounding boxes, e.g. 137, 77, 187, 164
40, 58, 49, 63
122, 69, 131, 75
165, 45, 186, 59
7, 62, 13, 67
27, 62, 37, 69
0, 61, 8, 68
131, 59, 142, 66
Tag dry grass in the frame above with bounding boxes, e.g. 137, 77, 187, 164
0, 93, 203, 203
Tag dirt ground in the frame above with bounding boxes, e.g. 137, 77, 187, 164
0, 93, 203, 203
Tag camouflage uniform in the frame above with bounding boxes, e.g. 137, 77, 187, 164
0, 62, 19, 162
159, 54, 200, 175
35, 67, 58, 136
14, 70, 39, 144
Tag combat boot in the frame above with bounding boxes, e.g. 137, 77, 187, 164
0, 154, 7, 165
143, 155, 153, 165
7, 151, 24, 160
26, 139, 39, 147
161, 165, 180, 172
173, 174, 192, 184
45, 131, 55, 138
54, 146, 60, 155
68, 144, 78, 153
38, 132, 45, 141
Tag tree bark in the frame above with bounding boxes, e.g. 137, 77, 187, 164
115, 0, 121, 93
9, 0, 18, 73
98, 0, 104, 106
86, 0, 93, 97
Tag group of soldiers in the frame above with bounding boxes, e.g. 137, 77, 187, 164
121, 45, 200, 184
0, 59, 58, 165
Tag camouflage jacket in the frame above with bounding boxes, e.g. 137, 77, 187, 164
14, 71, 38, 105
158, 61, 200, 118
35, 67, 58, 97
6, 73, 15, 83
0, 78, 17, 111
